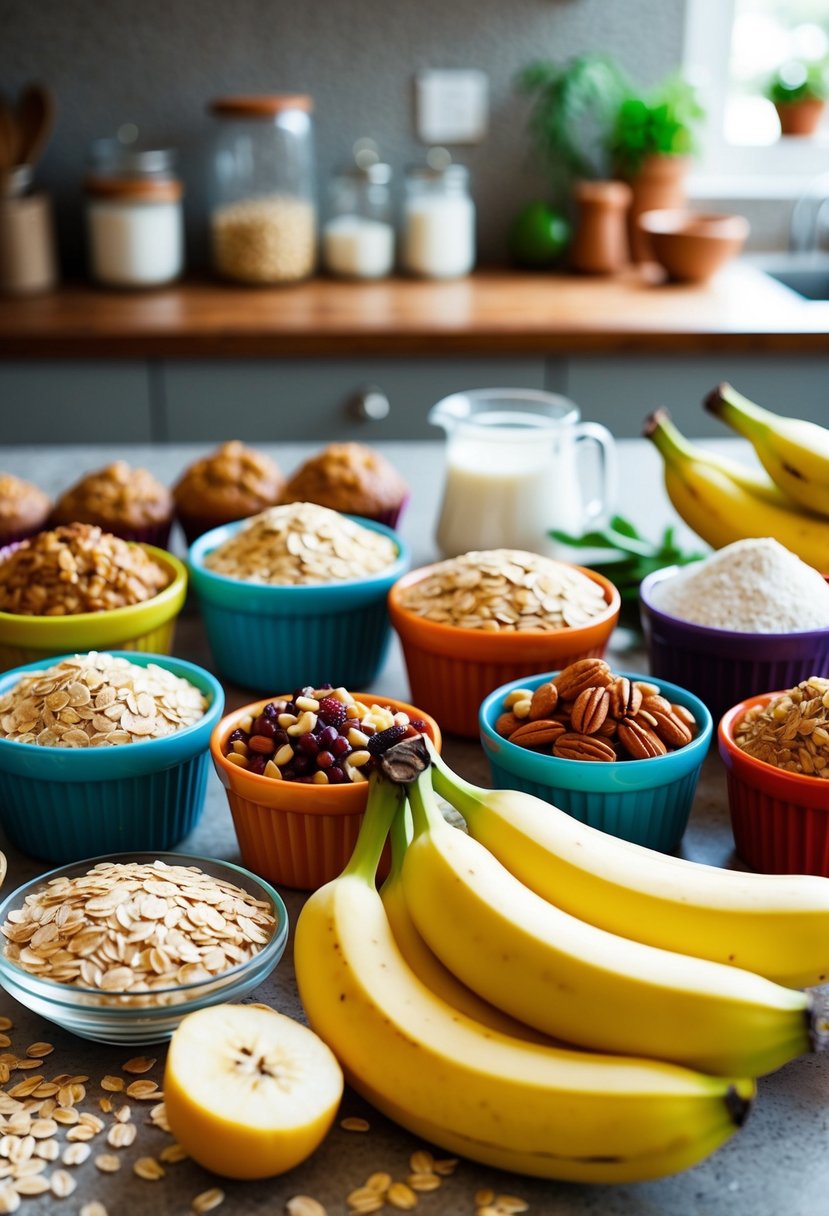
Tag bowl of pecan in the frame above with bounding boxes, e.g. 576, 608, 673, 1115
0, 651, 224, 863
0, 853, 287, 1043
479, 660, 712, 852
719, 678, 829, 875
388, 550, 620, 738
0, 524, 187, 674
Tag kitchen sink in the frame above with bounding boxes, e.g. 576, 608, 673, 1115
749, 253, 829, 300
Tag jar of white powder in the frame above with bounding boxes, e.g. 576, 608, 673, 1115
323, 144, 394, 279
402, 151, 475, 279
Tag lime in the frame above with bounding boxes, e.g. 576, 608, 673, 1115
509, 202, 571, 267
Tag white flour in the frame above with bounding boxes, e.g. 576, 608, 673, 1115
650, 537, 829, 633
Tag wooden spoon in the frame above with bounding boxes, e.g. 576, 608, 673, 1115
16, 83, 55, 169
0, 96, 17, 172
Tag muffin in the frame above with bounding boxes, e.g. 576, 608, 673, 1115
0, 474, 51, 548
281, 443, 409, 527
173, 441, 285, 545
52, 462, 173, 548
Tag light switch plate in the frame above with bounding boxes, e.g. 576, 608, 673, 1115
415, 69, 489, 144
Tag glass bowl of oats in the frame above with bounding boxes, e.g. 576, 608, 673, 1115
0, 853, 288, 1043
0, 525, 188, 674
719, 679, 829, 876
0, 652, 224, 863
388, 551, 621, 737
188, 504, 409, 692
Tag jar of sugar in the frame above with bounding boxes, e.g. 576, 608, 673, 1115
85, 139, 184, 288
402, 151, 475, 279
323, 143, 394, 280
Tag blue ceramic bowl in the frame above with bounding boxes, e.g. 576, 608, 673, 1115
0, 652, 224, 863
479, 670, 713, 852
640, 566, 829, 727
0, 852, 288, 1044
188, 515, 409, 692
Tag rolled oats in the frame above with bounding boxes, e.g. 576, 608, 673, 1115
735, 677, 829, 778
204, 502, 397, 586
398, 550, 608, 632
211, 195, 316, 284
1, 859, 275, 999
0, 524, 169, 616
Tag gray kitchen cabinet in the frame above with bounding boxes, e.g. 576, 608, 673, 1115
565, 355, 829, 439
0, 362, 155, 443
160, 358, 555, 442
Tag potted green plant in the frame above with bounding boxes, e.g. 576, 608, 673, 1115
766, 59, 828, 136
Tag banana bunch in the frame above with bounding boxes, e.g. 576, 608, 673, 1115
643, 393, 829, 570
294, 740, 829, 1184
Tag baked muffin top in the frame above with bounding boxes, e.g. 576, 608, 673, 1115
173, 441, 285, 521
52, 462, 173, 530
0, 474, 52, 540
281, 443, 408, 519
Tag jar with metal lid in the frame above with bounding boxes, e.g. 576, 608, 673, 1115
402, 149, 475, 279
322, 141, 394, 279
85, 138, 184, 288
208, 94, 317, 285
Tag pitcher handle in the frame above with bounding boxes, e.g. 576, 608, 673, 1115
574, 421, 617, 525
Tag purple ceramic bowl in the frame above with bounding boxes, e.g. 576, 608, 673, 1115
639, 565, 829, 727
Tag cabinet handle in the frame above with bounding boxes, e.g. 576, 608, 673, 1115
348, 385, 391, 422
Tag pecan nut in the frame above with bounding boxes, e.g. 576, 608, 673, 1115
608, 677, 642, 721
529, 682, 559, 720
617, 717, 668, 760
509, 719, 566, 750
649, 708, 694, 748
495, 711, 522, 738
570, 686, 610, 735
553, 732, 616, 762
553, 659, 613, 700
641, 693, 673, 716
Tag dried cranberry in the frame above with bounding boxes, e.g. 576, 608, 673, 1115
317, 724, 339, 749
272, 727, 289, 748
253, 717, 278, 739
327, 764, 346, 784
317, 697, 348, 728
263, 702, 279, 719
292, 754, 311, 776
227, 728, 248, 744
366, 723, 409, 755
409, 718, 428, 732
297, 732, 320, 756
247, 754, 267, 776
331, 735, 351, 758
316, 750, 335, 769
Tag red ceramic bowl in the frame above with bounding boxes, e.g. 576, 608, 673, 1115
719, 692, 829, 875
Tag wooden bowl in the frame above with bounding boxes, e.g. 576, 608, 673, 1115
637, 210, 750, 284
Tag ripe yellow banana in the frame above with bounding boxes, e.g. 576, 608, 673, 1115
643, 409, 829, 570
404, 770, 817, 1077
706, 382, 829, 519
294, 775, 754, 1183
429, 748, 829, 988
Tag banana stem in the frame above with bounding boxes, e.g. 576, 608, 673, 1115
408, 768, 447, 837
428, 745, 488, 822
382, 801, 413, 889
641, 409, 705, 465
704, 381, 768, 430
342, 774, 406, 884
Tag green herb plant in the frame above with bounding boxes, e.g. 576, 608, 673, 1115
609, 74, 705, 178
766, 59, 829, 105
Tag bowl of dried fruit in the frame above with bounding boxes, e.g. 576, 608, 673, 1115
211, 685, 441, 890
0, 524, 188, 673
188, 503, 409, 692
479, 661, 712, 852
0, 651, 224, 863
388, 550, 621, 738
0, 853, 288, 1043
719, 678, 829, 875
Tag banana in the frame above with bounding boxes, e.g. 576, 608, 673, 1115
429, 747, 829, 988
643, 409, 829, 569
403, 769, 817, 1077
294, 774, 755, 1183
706, 382, 829, 518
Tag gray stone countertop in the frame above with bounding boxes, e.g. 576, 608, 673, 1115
0, 440, 824, 1216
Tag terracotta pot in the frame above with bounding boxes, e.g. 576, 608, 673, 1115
626, 154, 690, 263
775, 99, 825, 137
636, 209, 749, 284
568, 180, 632, 275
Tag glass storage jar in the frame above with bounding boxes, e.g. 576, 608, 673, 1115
85, 141, 184, 288
208, 94, 317, 285
322, 144, 394, 279
402, 152, 475, 279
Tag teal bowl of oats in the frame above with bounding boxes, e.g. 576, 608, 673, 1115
0, 651, 224, 863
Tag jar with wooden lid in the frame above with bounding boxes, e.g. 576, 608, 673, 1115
85, 140, 184, 288
208, 94, 317, 284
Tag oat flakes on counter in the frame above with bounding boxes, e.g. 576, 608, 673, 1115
0, 653, 207, 747
204, 501, 398, 585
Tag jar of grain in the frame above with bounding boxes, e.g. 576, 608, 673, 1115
208, 94, 317, 284
85, 140, 184, 288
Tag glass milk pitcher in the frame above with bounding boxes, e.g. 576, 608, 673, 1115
429, 388, 617, 558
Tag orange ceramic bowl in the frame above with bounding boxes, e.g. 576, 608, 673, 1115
637, 209, 749, 283
388, 565, 621, 738
210, 693, 441, 891
719, 692, 829, 875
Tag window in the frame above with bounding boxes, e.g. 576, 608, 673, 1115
684, 0, 829, 192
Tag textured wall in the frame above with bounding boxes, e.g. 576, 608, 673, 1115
4, 0, 686, 273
